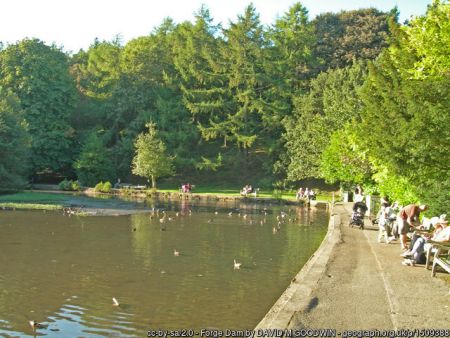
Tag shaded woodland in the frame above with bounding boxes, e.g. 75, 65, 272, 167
0, 1, 448, 213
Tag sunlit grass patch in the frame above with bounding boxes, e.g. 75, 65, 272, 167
0, 202, 63, 210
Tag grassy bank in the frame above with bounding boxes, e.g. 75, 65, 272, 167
156, 185, 336, 202
0, 188, 336, 212
0, 202, 63, 211
0, 192, 69, 211
0, 191, 70, 203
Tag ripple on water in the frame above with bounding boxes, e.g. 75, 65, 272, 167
45, 302, 138, 337
0, 205, 328, 333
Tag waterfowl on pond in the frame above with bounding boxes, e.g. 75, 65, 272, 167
233, 259, 242, 270
29, 320, 47, 330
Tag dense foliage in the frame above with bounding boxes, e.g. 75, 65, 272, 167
0, 39, 77, 174
132, 123, 174, 188
0, 89, 29, 189
0, 1, 447, 213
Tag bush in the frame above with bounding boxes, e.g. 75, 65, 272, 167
94, 181, 104, 192
59, 179, 82, 191
94, 181, 112, 193
73, 133, 115, 187
102, 181, 112, 193
71, 180, 81, 191
58, 179, 72, 191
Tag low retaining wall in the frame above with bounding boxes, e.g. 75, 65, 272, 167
254, 203, 343, 330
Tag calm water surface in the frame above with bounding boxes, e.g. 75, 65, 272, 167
0, 198, 328, 337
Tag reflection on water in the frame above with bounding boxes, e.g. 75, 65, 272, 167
0, 198, 328, 337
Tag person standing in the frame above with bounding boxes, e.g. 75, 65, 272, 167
397, 204, 428, 250
296, 187, 304, 200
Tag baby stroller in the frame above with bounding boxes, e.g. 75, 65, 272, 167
350, 201, 368, 229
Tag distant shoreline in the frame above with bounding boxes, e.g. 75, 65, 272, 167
0, 189, 329, 216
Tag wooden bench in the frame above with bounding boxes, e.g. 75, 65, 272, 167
427, 242, 450, 276
240, 188, 260, 197
117, 184, 146, 190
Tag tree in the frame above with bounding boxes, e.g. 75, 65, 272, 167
357, 1, 450, 213
312, 8, 392, 72
0, 38, 77, 174
282, 61, 367, 181
132, 123, 174, 188
119, 21, 199, 177
320, 124, 373, 188
405, 0, 450, 79
268, 2, 316, 94
73, 132, 115, 186
0, 89, 30, 189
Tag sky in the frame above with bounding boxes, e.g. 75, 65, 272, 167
1, 0, 433, 53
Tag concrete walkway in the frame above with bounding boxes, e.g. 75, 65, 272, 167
291, 202, 449, 329
257, 202, 449, 331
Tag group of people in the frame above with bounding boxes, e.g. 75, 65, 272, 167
375, 199, 449, 267
296, 187, 316, 201
240, 185, 254, 196
181, 183, 193, 193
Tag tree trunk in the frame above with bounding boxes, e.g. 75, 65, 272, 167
151, 175, 156, 189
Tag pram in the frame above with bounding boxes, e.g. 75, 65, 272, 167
350, 201, 368, 229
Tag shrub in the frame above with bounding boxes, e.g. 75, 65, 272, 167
59, 179, 82, 191
71, 180, 81, 191
94, 181, 104, 192
58, 179, 72, 191
73, 133, 115, 187
102, 181, 112, 193
94, 181, 112, 193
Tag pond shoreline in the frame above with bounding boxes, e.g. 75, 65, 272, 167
255, 202, 450, 330
1, 188, 329, 216
254, 202, 341, 330
84, 187, 328, 207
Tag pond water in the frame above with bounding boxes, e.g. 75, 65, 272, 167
0, 197, 328, 337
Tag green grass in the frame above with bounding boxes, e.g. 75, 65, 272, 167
0, 191, 72, 211
0, 189, 336, 211
157, 185, 335, 202
0, 202, 63, 210
0, 191, 70, 203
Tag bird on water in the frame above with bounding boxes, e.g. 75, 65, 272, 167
233, 259, 242, 270
29, 320, 47, 330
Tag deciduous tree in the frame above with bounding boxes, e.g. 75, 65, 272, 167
0, 89, 30, 189
132, 123, 174, 188
0, 38, 76, 174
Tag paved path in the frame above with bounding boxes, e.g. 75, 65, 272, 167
289, 203, 449, 330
